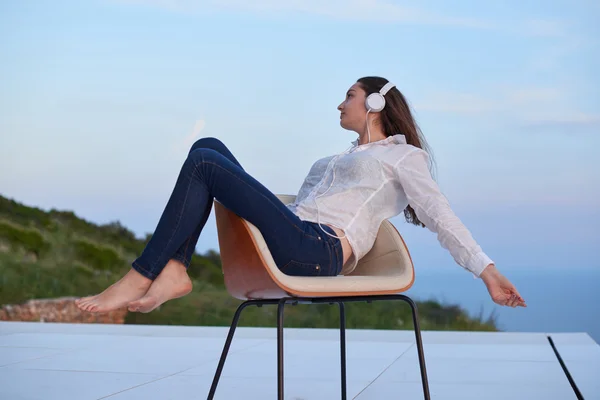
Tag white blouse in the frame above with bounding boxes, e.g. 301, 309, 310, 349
286, 134, 494, 278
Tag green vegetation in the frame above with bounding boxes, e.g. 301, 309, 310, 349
0, 220, 51, 258
0, 193, 498, 332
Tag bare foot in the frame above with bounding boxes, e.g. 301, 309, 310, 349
75, 268, 152, 313
127, 259, 192, 313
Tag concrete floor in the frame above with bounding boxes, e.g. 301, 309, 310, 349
1, 321, 598, 399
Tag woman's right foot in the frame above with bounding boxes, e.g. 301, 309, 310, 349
127, 259, 193, 313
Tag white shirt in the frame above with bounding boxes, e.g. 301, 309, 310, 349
286, 134, 494, 278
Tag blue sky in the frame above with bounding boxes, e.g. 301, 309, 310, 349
1, 0, 598, 276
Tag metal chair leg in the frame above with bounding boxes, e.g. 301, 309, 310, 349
277, 298, 287, 400
399, 295, 431, 400
208, 295, 430, 400
338, 301, 347, 400
207, 299, 278, 400
311, 294, 430, 400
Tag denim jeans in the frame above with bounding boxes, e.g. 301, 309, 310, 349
132, 137, 343, 280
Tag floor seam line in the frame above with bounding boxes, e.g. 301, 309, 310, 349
352, 343, 416, 399
546, 335, 584, 400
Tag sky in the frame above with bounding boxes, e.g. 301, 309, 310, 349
1, 0, 598, 277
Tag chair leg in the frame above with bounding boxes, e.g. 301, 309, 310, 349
207, 299, 278, 400
208, 295, 430, 400
337, 301, 347, 400
399, 295, 431, 400
311, 294, 431, 400
277, 298, 287, 400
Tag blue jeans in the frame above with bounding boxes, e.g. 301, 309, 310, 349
132, 137, 343, 280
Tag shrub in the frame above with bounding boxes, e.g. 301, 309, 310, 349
0, 220, 50, 257
72, 239, 126, 272
0, 195, 53, 229
187, 256, 224, 286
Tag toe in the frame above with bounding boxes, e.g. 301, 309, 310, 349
78, 297, 95, 307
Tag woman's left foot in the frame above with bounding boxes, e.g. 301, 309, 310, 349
127, 259, 193, 313
75, 268, 152, 313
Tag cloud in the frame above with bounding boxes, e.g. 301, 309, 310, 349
110, 0, 567, 36
505, 88, 562, 104
414, 93, 499, 115
210, 0, 493, 29
522, 112, 600, 125
522, 113, 600, 134
526, 35, 589, 72
169, 119, 206, 156
521, 18, 569, 38
414, 87, 599, 133
115, 0, 482, 27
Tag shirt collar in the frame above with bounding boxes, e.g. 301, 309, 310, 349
350, 134, 406, 147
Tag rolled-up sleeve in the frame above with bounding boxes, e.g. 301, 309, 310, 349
394, 149, 494, 278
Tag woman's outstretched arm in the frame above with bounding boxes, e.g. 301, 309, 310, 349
394, 148, 526, 307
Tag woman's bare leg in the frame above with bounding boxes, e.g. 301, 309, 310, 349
75, 138, 238, 314
75, 136, 326, 314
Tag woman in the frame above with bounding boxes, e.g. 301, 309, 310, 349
76, 76, 526, 314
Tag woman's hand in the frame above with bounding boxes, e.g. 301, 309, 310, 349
480, 264, 527, 308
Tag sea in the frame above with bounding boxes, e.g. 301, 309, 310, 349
403, 267, 600, 343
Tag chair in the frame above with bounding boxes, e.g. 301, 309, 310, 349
207, 194, 430, 400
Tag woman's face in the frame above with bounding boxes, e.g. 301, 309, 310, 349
337, 83, 367, 132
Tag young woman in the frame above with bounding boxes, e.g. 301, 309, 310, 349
76, 76, 526, 314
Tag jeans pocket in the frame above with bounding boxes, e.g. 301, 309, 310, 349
280, 259, 324, 277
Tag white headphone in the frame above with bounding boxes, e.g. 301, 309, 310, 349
364, 81, 395, 145
365, 81, 395, 112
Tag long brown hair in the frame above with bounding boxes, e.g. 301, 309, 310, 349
357, 76, 437, 228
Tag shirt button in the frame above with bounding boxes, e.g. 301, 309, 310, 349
318, 236, 321, 240
316, 265, 320, 270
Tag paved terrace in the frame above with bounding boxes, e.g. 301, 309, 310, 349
1, 321, 598, 399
